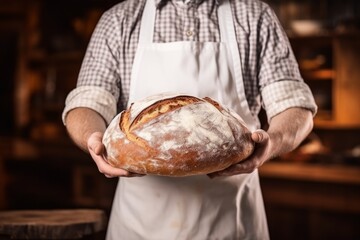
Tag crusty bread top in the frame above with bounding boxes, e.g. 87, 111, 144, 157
123, 95, 201, 132
119, 95, 203, 151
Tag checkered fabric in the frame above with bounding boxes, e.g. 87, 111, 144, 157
63, 0, 317, 125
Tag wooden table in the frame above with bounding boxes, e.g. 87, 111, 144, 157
0, 209, 107, 239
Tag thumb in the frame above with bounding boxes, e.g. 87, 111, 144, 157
87, 132, 105, 155
251, 129, 269, 143
93, 142, 105, 155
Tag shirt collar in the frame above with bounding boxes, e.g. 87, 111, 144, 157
156, 0, 221, 9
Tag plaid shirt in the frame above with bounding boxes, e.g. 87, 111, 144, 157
63, 0, 317, 125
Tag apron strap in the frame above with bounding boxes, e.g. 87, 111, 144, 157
218, 0, 259, 130
138, 0, 156, 44
218, 0, 241, 86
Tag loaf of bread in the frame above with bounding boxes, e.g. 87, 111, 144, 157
102, 93, 254, 177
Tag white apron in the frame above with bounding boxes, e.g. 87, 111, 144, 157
106, 0, 269, 239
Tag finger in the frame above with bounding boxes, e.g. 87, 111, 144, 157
208, 161, 250, 178
98, 162, 129, 176
87, 132, 146, 177
210, 131, 272, 179
104, 171, 145, 178
104, 173, 144, 178
87, 133, 104, 154
251, 129, 268, 143
91, 152, 127, 175
105, 172, 145, 178
89, 143, 143, 178
209, 146, 267, 178
128, 173, 146, 177
94, 143, 105, 155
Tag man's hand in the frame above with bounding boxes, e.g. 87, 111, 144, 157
65, 108, 143, 178
88, 132, 143, 178
208, 129, 274, 178
208, 107, 314, 178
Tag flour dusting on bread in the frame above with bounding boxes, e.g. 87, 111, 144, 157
102, 94, 254, 176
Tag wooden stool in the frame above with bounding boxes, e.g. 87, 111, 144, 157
0, 209, 107, 239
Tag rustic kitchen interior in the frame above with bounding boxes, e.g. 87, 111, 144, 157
0, 0, 359, 239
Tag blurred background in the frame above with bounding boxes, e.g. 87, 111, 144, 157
0, 0, 359, 239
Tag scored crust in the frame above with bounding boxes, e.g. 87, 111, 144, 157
128, 96, 201, 131
119, 96, 202, 151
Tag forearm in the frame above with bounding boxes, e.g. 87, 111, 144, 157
267, 107, 313, 158
65, 107, 107, 153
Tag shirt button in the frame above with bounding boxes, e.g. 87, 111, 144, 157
185, 30, 193, 37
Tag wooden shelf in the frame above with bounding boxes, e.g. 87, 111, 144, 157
259, 161, 360, 185
314, 118, 360, 129
288, 32, 333, 45
302, 69, 335, 81
28, 50, 84, 64
293, 33, 360, 128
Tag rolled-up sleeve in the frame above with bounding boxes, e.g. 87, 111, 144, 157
257, 6, 317, 120
62, 86, 117, 125
62, 8, 123, 126
262, 80, 317, 120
